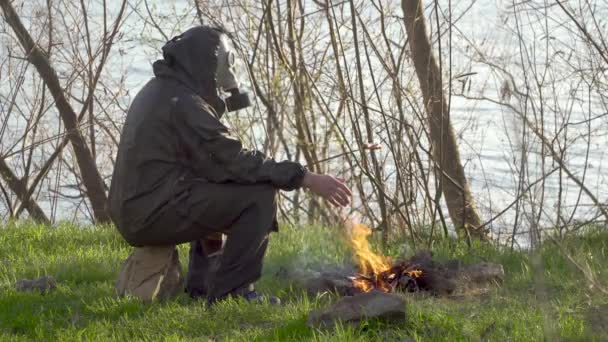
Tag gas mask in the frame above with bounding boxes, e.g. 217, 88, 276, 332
215, 34, 251, 112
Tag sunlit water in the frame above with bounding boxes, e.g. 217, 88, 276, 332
1, 0, 606, 244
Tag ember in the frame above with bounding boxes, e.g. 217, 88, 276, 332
346, 221, 425, 293
351, 261, 427, 293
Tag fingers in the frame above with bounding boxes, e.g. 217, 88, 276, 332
326, 195, 341, 207
324, 188, 347, 207
311, 174, 353, 207
334, 177, 352, 196
333, 178, 352, 206
337, 181, 352, 197
332, 187, 350, 206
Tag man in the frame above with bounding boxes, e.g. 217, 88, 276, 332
108, 26, 351, 304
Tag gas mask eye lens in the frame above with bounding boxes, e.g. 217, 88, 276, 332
227, 51, 235, 67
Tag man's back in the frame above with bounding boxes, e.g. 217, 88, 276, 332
109, 77, 184, 240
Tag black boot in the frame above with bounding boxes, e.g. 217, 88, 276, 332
185, 234, 223, 299
208, 283, 281, 305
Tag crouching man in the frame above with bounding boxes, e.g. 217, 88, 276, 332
108, 26, 351, 304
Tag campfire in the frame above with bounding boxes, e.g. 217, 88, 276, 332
304, 221, 505, 328
277, 220, 504, 299
347, 221, 427, 294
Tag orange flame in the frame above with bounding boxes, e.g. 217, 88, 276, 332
352, 277, 374, 292
346, 220, 425, 293
407, 270, 423, 278
346, 220, 391, 278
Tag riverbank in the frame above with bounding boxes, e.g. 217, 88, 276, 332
1, 222, 606, 340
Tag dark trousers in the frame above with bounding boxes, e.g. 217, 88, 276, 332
134, 179, 278, 300
184, 234, 223, 299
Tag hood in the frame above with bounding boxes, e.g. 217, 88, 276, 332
153, 26, 226, 116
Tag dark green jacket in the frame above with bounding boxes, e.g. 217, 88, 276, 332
108, 27, 305, 238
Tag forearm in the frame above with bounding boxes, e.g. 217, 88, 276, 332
223, 157, 306, 190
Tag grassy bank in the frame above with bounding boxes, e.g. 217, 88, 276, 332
1, 222, 607, 341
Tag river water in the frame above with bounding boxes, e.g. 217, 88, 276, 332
1, 0, 606, 243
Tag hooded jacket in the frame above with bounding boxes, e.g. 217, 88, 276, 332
108, 26, 306, 238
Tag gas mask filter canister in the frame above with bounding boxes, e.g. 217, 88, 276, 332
215, 35, 251, 112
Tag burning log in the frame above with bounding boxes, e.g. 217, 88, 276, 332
347, 222, 439, 294
351, 261, 426, 294
350, 252, 460, 295
280, 221, 504, 298
346, 222, 501, 296
302, 221, 506, 330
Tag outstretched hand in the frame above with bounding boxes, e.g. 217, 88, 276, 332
301, 172, 352, 207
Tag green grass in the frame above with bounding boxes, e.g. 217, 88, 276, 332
1, 221, 607, 341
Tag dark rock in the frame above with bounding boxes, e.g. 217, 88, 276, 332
460, 262, 505, 285
15, 276, 57, 293
283, 266, 358, 296
399, 250, 458, 295
407, 252, 503, 294
304, 271, 358, 296
420, 270, 457, 295
115, 245, 183, 302
409, 250, 433, 265
307, 291, 406, 328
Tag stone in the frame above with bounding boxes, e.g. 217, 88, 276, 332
401, 250, 458, 295
460, 262, 505, 285
307, 291, 407, 328
15, 276, 57, 293
408, 250, 433, 265
115, 245, 183, 302
302, 270, 357, 296
405, 251, 504, 294
278, 265, 358, 296
421, 270, 458, 295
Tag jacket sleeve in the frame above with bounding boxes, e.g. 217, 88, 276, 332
172, 95, 306, 190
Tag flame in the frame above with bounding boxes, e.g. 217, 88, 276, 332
352, 277, 374, 292
407, 269, 423, 278
346, 221, 392, 275
346, 220, 424, 293
346, 220, 393, 292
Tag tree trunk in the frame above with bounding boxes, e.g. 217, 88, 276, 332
401, 0, 487, 240
1, 0, 110, 223
0, 158, 50, 224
